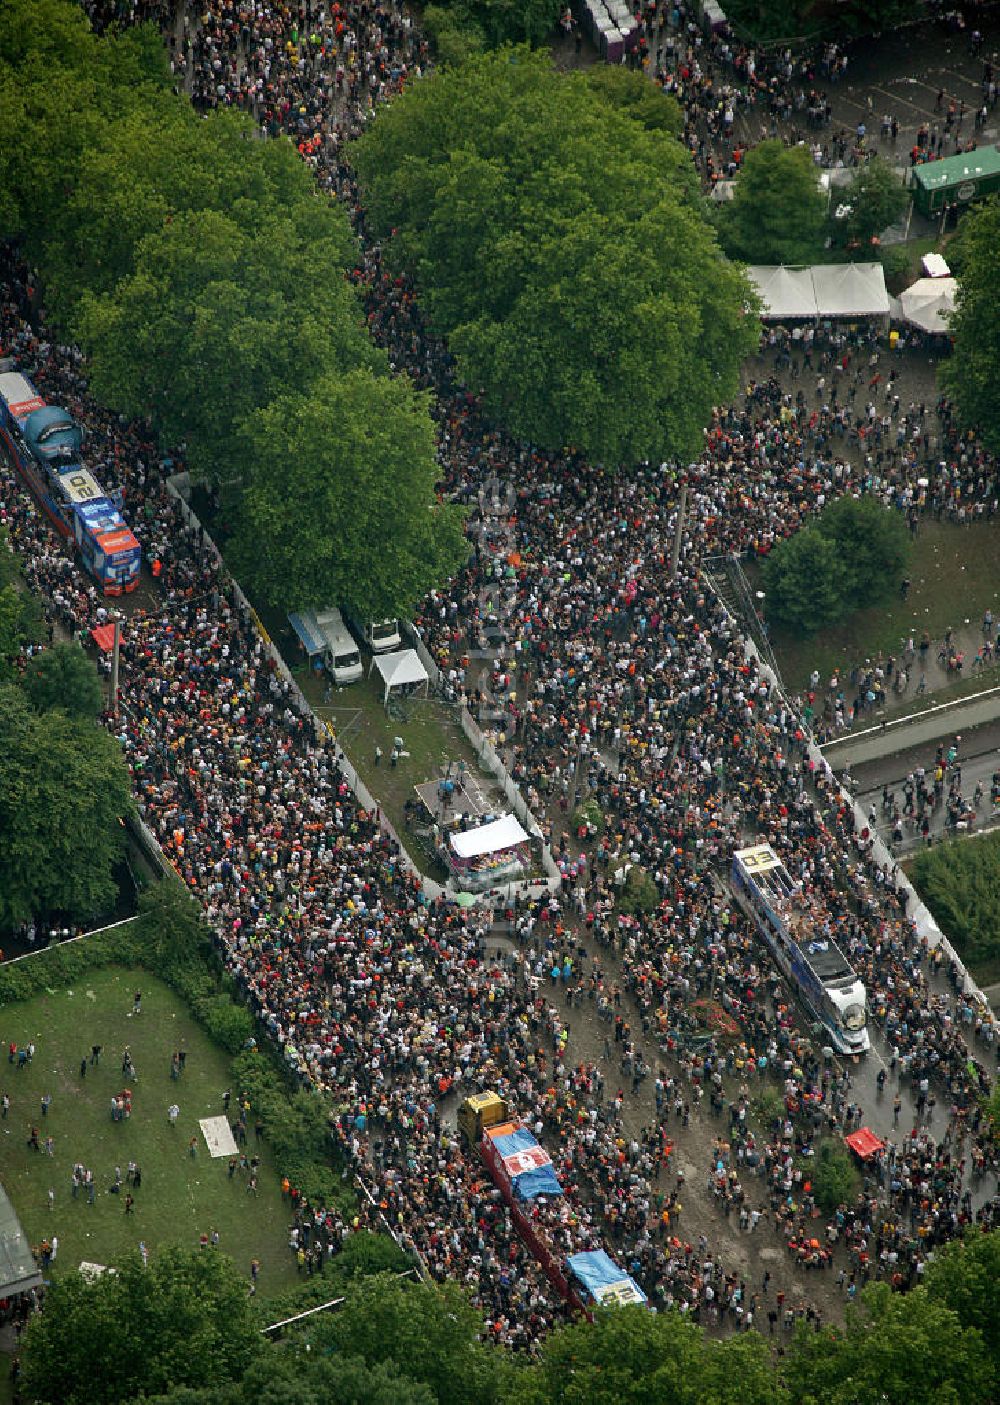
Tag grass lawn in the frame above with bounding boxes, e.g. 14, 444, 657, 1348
752, 518, 1000, 692
287, 649, 505, 881
0, 967, 298, 1296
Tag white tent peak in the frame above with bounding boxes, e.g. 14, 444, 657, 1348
370, 649, 429, 705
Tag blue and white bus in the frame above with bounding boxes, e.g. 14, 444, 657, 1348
731, 843, 869, 1055
0, 368, 140, 595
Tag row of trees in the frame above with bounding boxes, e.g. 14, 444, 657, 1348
0, 0, 465, 618
352, 48, 759, 468
762, 495, 911, 634
15, 1230, 1000, 1404
0, 538, 130, 929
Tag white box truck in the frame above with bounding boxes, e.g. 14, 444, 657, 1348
315, 607, 363, 685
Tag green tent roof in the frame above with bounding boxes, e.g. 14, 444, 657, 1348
912, 146, 1000, 193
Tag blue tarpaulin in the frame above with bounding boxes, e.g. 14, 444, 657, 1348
567, 1250, 647, 1307
288, 611, 326, 658
491, 1126, 563, 1201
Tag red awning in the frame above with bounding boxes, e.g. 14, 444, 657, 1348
845, 1127, 885, 1160
91, 624, 116, 652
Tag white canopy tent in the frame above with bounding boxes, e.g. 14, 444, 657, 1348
746, 265, 817, 320
898, 276, 957, 334
809, 263, 890, 319
450, 814, 530, 859
921, 253, 951, 278
747, 263, 890, 321
370, 648, 429, 706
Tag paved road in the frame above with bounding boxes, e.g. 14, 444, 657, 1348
857, 745, 1000, 852
822, 684, 1000, 769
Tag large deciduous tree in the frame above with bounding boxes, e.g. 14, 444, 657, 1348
939, 198, 1000, 455
762, 527, 847, 635
17, 1248, 260, 1405
0, 683, 131, 928
21, 642, 104, 718
352, 48, 757, 467
717, 140, 828, 264
522, 1305, 783, 1405
783, 1282, 990, 1405
78, 203, 374, 486
814, 494, 910, 610
310, 1274, 507, 1405
922, 1230, 1000, 1377
139, 1354, 436, 1405
841, 156, 908, 245
430, 0, 562, 47
228, 370, 467, 617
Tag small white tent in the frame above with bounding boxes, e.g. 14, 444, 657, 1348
898, 277, 957, 334
371, 649, 429, 706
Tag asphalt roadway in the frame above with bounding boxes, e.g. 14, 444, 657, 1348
849, 712, 1000, 851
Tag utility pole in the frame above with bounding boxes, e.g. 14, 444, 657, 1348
669, 477, 689, 582
110, 613, 121, 718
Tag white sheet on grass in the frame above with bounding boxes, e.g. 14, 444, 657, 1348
200, 1115, 238, 1158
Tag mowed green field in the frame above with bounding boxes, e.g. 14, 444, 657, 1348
0, 966, 299, 1295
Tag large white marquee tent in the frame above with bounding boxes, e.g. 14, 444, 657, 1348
747, 263, 890, 321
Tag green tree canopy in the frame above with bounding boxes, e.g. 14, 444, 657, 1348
583, 67, 684, 134
717, 140, 828, 264
523, 1306, 783, 1405
922, 1230, 1000, 1375
352, 48, 757, 466
723, 0, 912, 42
228, 369, 467, 617
17, 1247, 261, 1405
0, 582, 44, 680
815, 493, 910, 610
139, 1352, 436, 1405
783, 1282, 990, 1405
308, 1274, 507, 1405
430, 0, 562, 47
910, 828, 1000, 968
41, 101, 323, 327
763, 493, 910, 634
840, 156, 908, 245
21, 642, 104, 717
807, 1140, 859, 1215
762, 527, 846, 635
939, 197, 1000, 454
78, 202, 374, 484
0, 6, 172, 256
0, 683, 132, 928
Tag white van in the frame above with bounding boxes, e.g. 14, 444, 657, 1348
344, 609, 401, 654
315, 607, 362, 685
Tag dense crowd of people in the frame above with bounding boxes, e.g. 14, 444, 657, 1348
2, 0, 999, 1348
